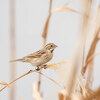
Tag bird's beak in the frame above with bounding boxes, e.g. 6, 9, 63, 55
54, 45, 58, 48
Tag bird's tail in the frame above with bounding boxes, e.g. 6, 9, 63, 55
10, 59, 24, 63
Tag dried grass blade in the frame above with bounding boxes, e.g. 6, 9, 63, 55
36, 72, 63, 89
52, 6, 79, 14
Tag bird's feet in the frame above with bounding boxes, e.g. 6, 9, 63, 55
36, 67, 40, 71
43, 64, 47, 69
35, 64, 47, 71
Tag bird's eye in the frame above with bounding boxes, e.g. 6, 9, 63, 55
51, 45, 53, 47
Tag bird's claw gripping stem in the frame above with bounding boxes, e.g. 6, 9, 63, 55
43, 64, 47, 69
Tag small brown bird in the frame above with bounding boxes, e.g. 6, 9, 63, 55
10, 43, 57, 70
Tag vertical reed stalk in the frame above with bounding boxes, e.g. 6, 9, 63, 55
65, 0, 92, 99
10, 0, 16, 100
81, 0, 93, 70
37, 0, 53, 92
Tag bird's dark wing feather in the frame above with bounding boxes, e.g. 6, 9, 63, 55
25, 49, 46, 58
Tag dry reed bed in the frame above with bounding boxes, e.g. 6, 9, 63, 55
0, 0, 100, 100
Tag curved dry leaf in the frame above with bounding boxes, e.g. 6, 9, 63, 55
52, 6, 79, 14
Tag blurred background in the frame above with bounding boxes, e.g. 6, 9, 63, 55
0, 0, 100, 100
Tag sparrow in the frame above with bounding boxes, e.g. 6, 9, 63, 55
10, 43, 57, 70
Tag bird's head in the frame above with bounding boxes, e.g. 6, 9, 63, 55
44, 43, 57, 53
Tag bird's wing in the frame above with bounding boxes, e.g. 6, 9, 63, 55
25, 49, 46, 58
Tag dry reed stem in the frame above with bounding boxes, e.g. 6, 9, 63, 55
65, 0, 93, 99
86, 10, 100, 87
81, 26, 100, 76
81, 0, 93, 72
65, 46, 82, 100
10, 0, 16, 99
9, 87, 23, 100
42, 0, 52, 39
80, 3, 100, 100
81, 0, 93, 70
38, 0, 53, 92
32, 83, 42, 100
86, 26, 100, 87
81, 5, 100, 75
86, 36, 99, 86
65, 37, 85, 99
42, 0, 52, 45
9, 86, 23, 100
0, 62, 63, 92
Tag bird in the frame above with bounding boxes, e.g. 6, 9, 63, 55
10, 43, 57, 70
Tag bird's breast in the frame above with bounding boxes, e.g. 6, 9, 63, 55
41, 51, 53, 63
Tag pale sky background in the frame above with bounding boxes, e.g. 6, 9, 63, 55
0, 0, 100, 100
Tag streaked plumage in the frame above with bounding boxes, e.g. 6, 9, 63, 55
10, 43, 57, 67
